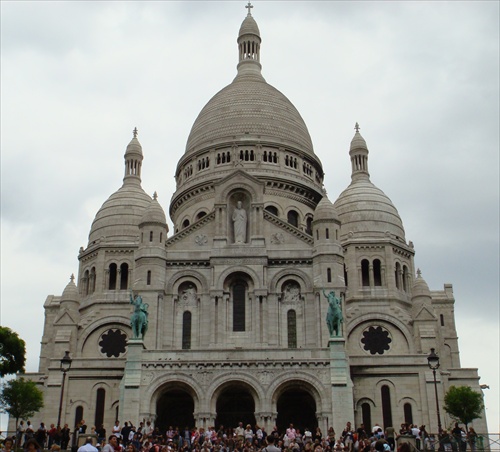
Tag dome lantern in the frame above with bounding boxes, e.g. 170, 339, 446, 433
349, 122, 370, 182
124, 127, 143, 185
236, 2, 263, 79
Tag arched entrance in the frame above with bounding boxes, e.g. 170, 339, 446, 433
215, 384, 256, 429
156, 389, 195, 430
276, 388, 317, 432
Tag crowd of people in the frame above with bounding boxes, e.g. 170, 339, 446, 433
1, 419, 480, 452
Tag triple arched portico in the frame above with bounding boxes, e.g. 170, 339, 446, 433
141, 366, 331, 433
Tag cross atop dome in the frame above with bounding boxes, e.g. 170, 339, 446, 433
354, 122, 360, 133
70, 274, 75, 282
153, 191, 158, 200
245, 1, 253, 16
133, 127, 138, 138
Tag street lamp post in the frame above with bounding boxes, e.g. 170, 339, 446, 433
57, 351, 72, 428
427, 348, 442, 434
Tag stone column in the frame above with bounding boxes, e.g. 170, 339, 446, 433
119, 339, 145, 423
329, 337, 354, 435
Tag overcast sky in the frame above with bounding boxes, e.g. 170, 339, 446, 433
1, 1, 498, 434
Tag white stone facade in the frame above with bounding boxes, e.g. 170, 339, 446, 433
18, 7, 488, 438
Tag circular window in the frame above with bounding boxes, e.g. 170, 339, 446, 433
99, 329, 127, 358
361, 325, 392, 355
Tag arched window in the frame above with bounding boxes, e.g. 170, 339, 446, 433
381, 385, 393, 429
120, 263, 128, 290
233, 282, 246, 332
84, 270, 90, 296
182, 219, 190, 229
344, 265, 348, 287
306, 217, 313, 236
327, 268, 332, 283
440, 314, 445, 326
374, 259, 382, 286
196, 211, 207, 221
94, 388, 105, 429
287, 310, 297, 349
361, 403, 372, 433
75, 405, 84, 429
149, 231, 153, 242
404, 403, 413, 425
182, 311, 192, 350
90, 267, 96, 294
265, 205, 278, 216
361, 259, 370, 286
108, 263, 117, 290
402, 265, 408, 292
287, 210, 299, 228
395, 263, 401, 289
147, 270, 151, 285
326, 228, 329, 239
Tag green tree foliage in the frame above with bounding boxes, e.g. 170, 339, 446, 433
0, 326, 26, 376
444, 385, 484, 428
0, 377, 44, 425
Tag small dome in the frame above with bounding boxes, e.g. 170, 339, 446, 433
350, 130, 368, 152
140, 193, 167, 227
61, 275, 79, 302
314, 194, 339, 222
239, 14, 260, 37
334, 179, 405, 240
125, 135, 142, 157
412, 269, 431, 298
89, 184, 152, 244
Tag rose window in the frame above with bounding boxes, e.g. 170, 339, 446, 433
361, 326, 392, 355
99, 329, 127, 357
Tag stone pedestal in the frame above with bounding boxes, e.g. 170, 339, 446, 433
119, 339, 145, 422
329, 337, 354, 434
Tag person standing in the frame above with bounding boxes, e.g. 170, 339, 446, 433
78, 438, 98, 452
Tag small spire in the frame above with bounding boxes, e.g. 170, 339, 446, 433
70, 274, 75, 282
133, 127, 138, 138
245, 1, 253, 16
354, 122, 360, 133
416, 268, 422, 278
153, 191, 158, 200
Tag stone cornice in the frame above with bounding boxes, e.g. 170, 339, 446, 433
143, 359, 329, 370
166, 211, 216, 247
264, 211, 314, 245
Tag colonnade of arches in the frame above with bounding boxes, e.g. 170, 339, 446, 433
357, 384, 417, 431
152, 380, 322, 433
80, 262, 131, 296
346, 258, 412, 292
169, 269, 315, 350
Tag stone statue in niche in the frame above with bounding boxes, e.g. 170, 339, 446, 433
181, 284, 197, 303
232, 201, 247, 243
283, 283, 301, 303
323, 289, 343, 337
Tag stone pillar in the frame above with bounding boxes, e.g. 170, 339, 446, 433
329, 337, 354, 436
368, 264, 374, 287
119, 339, 145, 423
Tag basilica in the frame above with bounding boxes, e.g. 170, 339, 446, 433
24, 6, 487, 436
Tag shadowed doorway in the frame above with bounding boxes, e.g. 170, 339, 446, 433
215, 385, 256, 429
156, 389, 195, 431
276, 388, 317, 432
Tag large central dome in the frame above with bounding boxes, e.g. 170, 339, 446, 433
184, 9, 314, 157
185, 79, 315, 155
